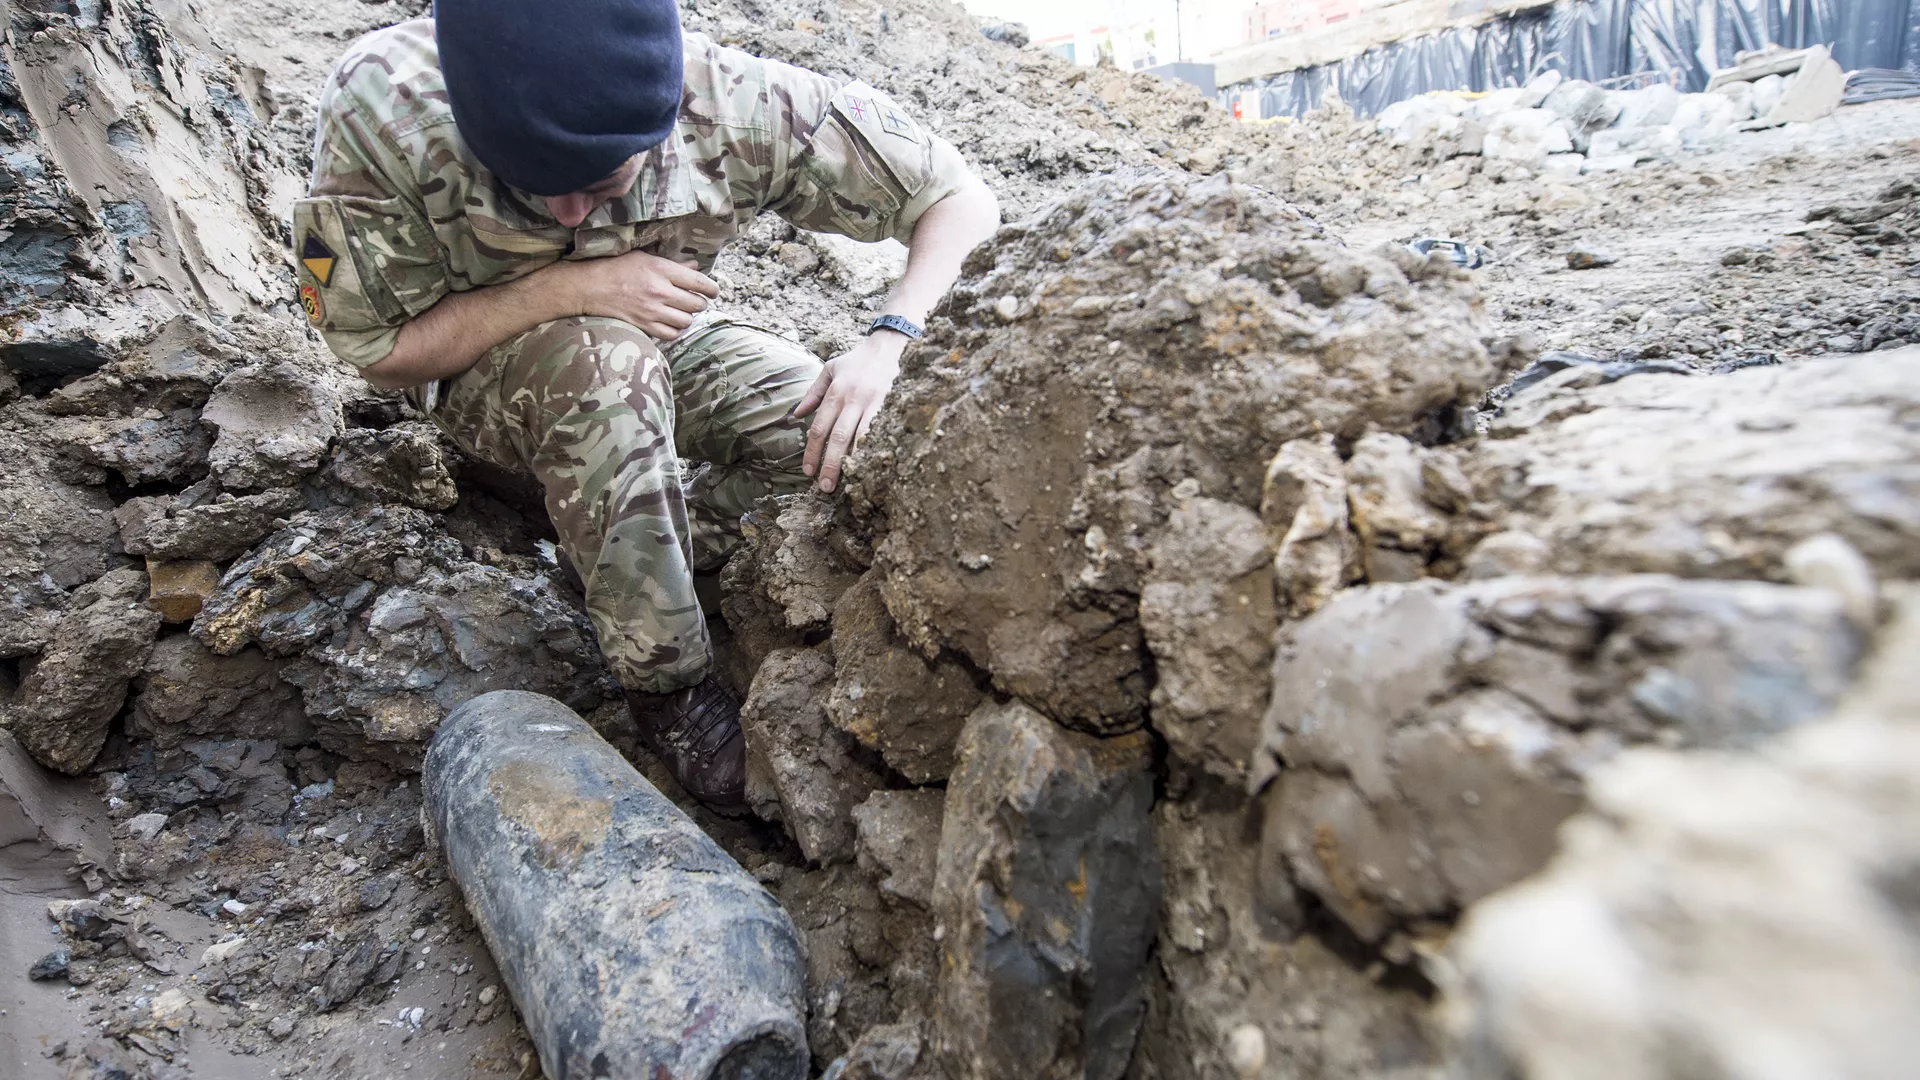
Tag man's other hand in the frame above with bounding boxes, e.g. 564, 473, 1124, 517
565, 250, 720, 341
794, 332, 905, 494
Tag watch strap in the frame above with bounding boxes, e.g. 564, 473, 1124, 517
866, 314, 924, 340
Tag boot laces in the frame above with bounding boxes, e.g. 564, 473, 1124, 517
666, 679, 740, 761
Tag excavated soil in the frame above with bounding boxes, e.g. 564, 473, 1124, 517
2, 1, 1917, 1079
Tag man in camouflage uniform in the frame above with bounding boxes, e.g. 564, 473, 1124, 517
292, 0, 999, 812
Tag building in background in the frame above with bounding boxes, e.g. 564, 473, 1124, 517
967, 0, 1253, 71
1242, 0, 1363, 43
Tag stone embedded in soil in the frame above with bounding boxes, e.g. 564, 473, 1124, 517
124, 812, 168, 842
1256, 574, 1863, 943
1147, 796, 1439, 1079
193, 505, 613, 768
151, 986, 194, 1031
5, 568, 164, 773
28, 949, 70, 981
51, 898, 113, 940
0, 426, 117, 656
827, 1022, 925, 1080
720, 492, 865, 679
1785, 533, 1878, 627
1261, 433, 1356, 619
317, 930, 393, 1011
851, 788, 945, 910
740, 647, 882, 864
827, 571, 981, 783
1472, 348, 1920, 582
116, 484, 307, 563
42, 408, 213, 487
43, 315, 248, 417
146, 558, 223, 623
131, 636, 309, 750
856, 170, 1508, 734
931, 699, 1159, 1080
1345, 431, 1480, 582
200, 359, 346, 491
357, 874, 400, 911
1444, 587, 1920, 1080
1138, 497, 1276, 784
320, 423, 459, 510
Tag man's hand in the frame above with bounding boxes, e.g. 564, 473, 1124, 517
564, 249, 720, 341
794, 332, 905, 493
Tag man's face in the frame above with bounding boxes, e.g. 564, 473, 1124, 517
545, 154, 645, 228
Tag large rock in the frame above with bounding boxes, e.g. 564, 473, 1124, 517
4, 569, 164, 773
1255, 575, 1863, 943
719, 492, 864, 677
42, 408, 213, 486
1444, 588, 1920, 1080
145, 558, 222, 623
1344, 431, 1480, 582
1765, 46, 1846, 124
852, 787, 945, 910
1471, 350, 1920, 582
200, 360, 345, 491
45, 315, 246, 417
856, 171, 1505, 734
115, 484, 307, 563
131, 636, 308, 750
0, 427, 117, 657
1541, 79, 1623, 152
319, 424, 459, 511
827, 571, 981, 784
193, 506, 614, 767
1481, 109, 1574, 167
932, 700, 1159, 1080
1138, 497, 1275, 784
740, 646, 883, 864
1614, 83, 1680, 128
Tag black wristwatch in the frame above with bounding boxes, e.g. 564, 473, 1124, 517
866, 314, 924, 340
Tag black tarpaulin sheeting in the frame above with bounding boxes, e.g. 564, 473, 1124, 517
1243, 0, 1920, 119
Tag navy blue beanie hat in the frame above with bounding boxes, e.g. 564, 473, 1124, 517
434, 0, 684, 197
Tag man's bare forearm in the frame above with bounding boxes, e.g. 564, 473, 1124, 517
794, 176, 1002, 492
884, 175, 1000, 326
361, 264, 583, 389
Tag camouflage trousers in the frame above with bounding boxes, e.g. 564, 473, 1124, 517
433, 315, 820, 693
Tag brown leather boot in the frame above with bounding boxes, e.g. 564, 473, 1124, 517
624, 675, 747, 816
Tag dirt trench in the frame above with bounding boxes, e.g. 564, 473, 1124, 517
1, 1, 1917, 1078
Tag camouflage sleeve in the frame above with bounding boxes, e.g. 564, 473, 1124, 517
290, 62, 451, 369
769, 77, 971, 246
290, 194, 449, 369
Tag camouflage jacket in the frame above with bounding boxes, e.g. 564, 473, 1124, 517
293, 20, 969, 370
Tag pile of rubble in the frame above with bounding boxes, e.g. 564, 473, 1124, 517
1377, 48, 1847, 181
2, 0, 1918, 1078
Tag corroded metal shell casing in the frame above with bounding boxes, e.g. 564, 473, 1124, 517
423, 690, 808, 1080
